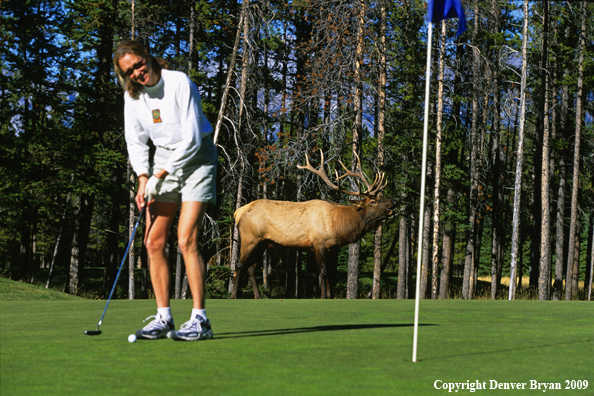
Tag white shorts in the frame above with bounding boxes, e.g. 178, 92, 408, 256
150, 134, 217, 205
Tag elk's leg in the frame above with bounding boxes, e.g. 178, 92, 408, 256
314, 247, 328, 299
232, 260, 255, 299
232, 240, 265, 299
231, 243, 251, 299
326, 247, 338, 298
248, 264, 262, 299
325, 278, 332, 299
231, 262, 245, 299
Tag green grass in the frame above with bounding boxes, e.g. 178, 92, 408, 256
1, 279, 593, 395
0, 277, 83, 301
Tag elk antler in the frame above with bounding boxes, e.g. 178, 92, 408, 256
298, 150, 387, 197
335, 153, 388, 196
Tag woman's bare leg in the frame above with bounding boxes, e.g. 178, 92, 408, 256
144, 202, 178, 309
177, 201, 209, 309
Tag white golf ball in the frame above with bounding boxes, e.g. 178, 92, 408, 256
128, 334, 137, 343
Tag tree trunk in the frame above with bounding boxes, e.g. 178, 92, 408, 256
397, 212, 408, 299
565, 1, 586, 301
420, 204, 432, 299
372, 0, 387, 300
553, 26, 570, 301
175, 247, 184, 299
487, 0, 503, 299
439, 39, 464, 301
126, 1, 137, 298
213, 0, 249, 144
188, 2, 195, 71
46, 194, 71, 289
462, 0, 481, 300
130, 0, 135, 38
586, 214, 594, 302
346, 0, 366, 300
584, 214, 594, 301
548, 41, 558, 301
228, 169, 245, 294
439, 187, 455, 299
294, 166, 303, 298
127, 161, 136, 300
227, 2, 252, 295
103, 182, 122, 298
407, 218, 414, 299
237, 0, 251, 126
67, 195, 94, 296
346, 242, 360, 299
509, 0, 529, 300
261, 20, 271, 297
431, 20, 447, 300
17, 203, 33, 282
372, 224, 383, 299
538, 0, 551, 300
28, 210, 38, 284
571, 216, 582, 299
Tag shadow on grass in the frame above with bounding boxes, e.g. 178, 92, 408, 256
216, 323, 438, 339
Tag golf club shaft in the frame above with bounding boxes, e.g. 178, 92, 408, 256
97, 203, 146, 327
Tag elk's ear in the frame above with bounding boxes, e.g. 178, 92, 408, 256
377, 192, 384, 198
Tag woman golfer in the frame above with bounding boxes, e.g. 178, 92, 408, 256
114, 40, 216, 341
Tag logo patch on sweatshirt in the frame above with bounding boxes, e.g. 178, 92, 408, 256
152, 109, 162, 123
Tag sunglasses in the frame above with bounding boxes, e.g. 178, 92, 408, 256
123, 58, 147, 78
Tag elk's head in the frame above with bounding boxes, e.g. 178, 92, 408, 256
353, 195, 396, 218
298, 150, 397, 218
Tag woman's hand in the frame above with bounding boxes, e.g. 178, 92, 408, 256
136, 170, 169, 209
136, 175, 149, 210
145, 175, 164, 203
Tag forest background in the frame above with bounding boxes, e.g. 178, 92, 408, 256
1, 0, 593, 302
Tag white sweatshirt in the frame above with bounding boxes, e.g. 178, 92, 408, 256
124, 69, 213, 176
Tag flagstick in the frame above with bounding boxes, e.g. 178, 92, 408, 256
413, 20, 433, 364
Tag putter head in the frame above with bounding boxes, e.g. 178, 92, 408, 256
85, 323, 102, 335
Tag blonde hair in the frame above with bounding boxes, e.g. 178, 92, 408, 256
113, 40, 169, 99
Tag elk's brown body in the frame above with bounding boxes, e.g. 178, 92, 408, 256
232, 196, 396, 298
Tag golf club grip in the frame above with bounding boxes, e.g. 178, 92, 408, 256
98, 203, 146, 325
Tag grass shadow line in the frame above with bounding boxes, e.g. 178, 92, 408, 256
216, 323, 438, 339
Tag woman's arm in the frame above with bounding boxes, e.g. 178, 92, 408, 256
161, 73, 212, 174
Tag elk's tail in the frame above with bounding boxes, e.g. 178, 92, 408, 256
233, 202, 252, 226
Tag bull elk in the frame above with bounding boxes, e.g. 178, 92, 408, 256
232, 151, 396, 298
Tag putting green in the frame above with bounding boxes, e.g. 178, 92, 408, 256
1, 298, 592, 395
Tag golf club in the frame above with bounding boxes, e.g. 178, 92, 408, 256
85, 203, 146, 336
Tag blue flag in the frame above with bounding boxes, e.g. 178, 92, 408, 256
428, 0, 467, 37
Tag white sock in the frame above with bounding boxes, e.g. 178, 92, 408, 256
192, 309, 207, 321
157, 307, 172, 322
